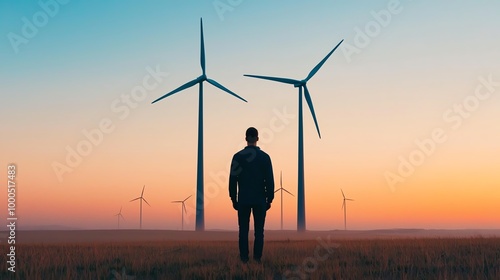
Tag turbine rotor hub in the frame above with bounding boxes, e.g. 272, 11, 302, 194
294, 80, 306, 88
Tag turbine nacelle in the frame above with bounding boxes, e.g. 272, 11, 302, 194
294, 80, 307, 88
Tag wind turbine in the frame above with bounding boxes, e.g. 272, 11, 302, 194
152, 18, 247, 231
130, 185, 151, 229
245, 39, 343, 231
341, 189, 354, 230
274, 171, 294, 230
114, 206, 125, 229
171, 195, 192, 231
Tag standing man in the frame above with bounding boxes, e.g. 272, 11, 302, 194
229, 127, 275, 263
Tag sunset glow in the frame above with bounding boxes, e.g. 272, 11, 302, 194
1, 0, 499, 231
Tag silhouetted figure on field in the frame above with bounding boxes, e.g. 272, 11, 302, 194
229, 127, 275, 263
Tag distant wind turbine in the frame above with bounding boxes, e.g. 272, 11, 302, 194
245, 39, 344, 231
274, 171, 294, 230
171, 195, 192, 231
152, 18, 247, 231
130, 185, 151, 229
114, 206, 125, 229
341, 189, 354, 230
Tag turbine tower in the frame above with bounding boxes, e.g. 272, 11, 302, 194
244, 39, 343, 231
274, 171, 294, 230
341, 189, 354, 230
130, 185, 151, 229
171, 195, 192, 231
114, 206, 125, 229
152, 18, 247, 231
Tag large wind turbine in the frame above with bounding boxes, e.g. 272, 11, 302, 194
114, 206, 125, 229
274, 171, 294, 230
152, 18, 247, 231
341, 189, 354, 230
245, 40, 343, 231
130, 185, 151, 229
171, 195, 192, 231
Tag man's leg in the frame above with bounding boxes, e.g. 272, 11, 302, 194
238, 204, 251, 262
252, 203, 267, 261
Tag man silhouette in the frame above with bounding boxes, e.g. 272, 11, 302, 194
229, 127, 275, 263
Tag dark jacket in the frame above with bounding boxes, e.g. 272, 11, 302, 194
229, 146, 274, 205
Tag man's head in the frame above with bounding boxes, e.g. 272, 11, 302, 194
245, 127, 259, 145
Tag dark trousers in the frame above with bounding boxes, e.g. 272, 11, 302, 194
238, 203, 267, 260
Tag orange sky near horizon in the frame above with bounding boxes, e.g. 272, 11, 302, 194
9, 115, 500, 230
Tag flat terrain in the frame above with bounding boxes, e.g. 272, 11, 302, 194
10, 229, 500, 243
1, 230, 500, 279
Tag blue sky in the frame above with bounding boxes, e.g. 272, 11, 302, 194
2, 1, 498, 114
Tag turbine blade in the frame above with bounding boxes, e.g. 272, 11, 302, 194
342, 200, 345, 210
305, 39, 343, 81
151, 77, 201, 104
184, 195, 193, 202
200, 18, 206, 75
303, 85, 321, 138
183, 203, 187, 214
283, 188, 294, 196
346, 199, 354, 201
274, 188, 281, 193
341, 189, 345, 199
141, 185, 145, 197
280, 171, 283, 188
244, 74, 299, 85
171, 201, 182, 203
130, 197, 140, 202
143, 198, 151, 207
207, 78, 247, 102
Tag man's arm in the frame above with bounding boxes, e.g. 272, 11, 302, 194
265, 154, 275, 203
229, 155, 239, 202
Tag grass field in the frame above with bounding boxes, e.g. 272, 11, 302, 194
2, 235, 500, 279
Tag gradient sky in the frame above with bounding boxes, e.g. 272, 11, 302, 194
1, 0, 499, 230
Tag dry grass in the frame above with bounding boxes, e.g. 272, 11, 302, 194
1, 238, 500, 279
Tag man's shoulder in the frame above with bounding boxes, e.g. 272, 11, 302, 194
233, 147, 250, 159
257, 148, 270, 157
234, 148, 248, 156
234, 146, 269, 158
255, 147, 271, 161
